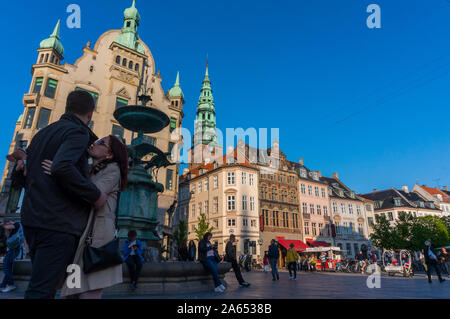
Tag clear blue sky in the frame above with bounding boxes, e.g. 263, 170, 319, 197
1, 0, 450, 194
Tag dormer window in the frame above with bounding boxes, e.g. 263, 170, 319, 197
419, 201, 425, 208
300, 168, 307, 178
394, 198, 402, 206
214, 162, 219, 169
349, 191, 355, 199
312, 172, 319, 181
338, 189, 344, 197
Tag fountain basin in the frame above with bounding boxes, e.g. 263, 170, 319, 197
114, 105, 169, 134
11, 260, 232, 296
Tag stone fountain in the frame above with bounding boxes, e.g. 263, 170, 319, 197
114, 93, 173, 262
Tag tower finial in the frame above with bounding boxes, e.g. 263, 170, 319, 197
175, 71, 180, 86
51, 20, 61, 39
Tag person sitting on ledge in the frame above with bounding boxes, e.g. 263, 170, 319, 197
122, 230, 144, 291
198, 232, 226, 293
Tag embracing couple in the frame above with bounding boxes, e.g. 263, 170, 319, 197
7, 90, 129, 299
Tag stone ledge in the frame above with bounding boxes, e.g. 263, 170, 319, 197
11, 260, 232, 296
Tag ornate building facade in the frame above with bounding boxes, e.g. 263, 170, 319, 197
0, 1, 184, 245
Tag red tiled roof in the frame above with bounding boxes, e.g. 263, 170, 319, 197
181, 148, 255, 179
306, 239, 331, 248
276, 237, 309, 252
421, 185, 450, 204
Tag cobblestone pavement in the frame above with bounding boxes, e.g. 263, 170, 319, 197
1, 270, 448, 299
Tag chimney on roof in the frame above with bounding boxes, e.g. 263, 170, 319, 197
299, 158, 304, 165
401, 185, 409, 193
332, 172, 339, 179
373, 188, 377, 192
317, 171, 322, 178
444, 186, 449, 191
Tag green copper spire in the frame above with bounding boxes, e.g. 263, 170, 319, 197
40, 20, 64, 56
194, 60, 218, 146
115, 0, 145, 54
168, 71, 184, 98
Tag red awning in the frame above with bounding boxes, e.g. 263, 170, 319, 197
306, 239, 331, 247
276, 237, 309, 252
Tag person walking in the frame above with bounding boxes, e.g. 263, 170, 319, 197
420, 249, 428, 273
267, 239, 280, 281
54, 135, 128, 299
6, 90, 107, 299
424, 240, 445, 283
319, 252, 327, 272
0, 220, 24, 293
439, 247, 449, 278
286, 243, 299, 280
122, 230, 145, 291
188, 240, 197, 261
225, 235, 250, 287
263, 253, 269, 273
199, 232, 226, 293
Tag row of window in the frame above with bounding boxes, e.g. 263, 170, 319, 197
261, 209, 299, 229
304, 222, 331, 237
260, 172, 296, 185
334, 221, 364, 236
260, 186, 297, 203
301, 203, 329, 216
227, 172, 255, 186
226, 218, 257, 228
226, 195, 256, 212
38, 53, 60, 65
331, 202, 362, 215
115, 55, 140, 72
23, 107, 51, 130
300, 184, 327, 198
32, 77, 58, 99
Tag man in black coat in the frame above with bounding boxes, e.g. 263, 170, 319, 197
225, 235, 250, 287
8, 90, 107, 299
423, 240, 445, 284
267, 239, 280, 281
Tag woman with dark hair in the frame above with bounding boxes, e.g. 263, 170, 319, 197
41, 135, 129, 299
198, 232, 225, 293
188, 240, 197, 261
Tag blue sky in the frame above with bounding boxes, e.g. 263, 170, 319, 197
1, 0, 450, 194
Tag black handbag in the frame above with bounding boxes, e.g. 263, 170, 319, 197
83, 190, 123, 274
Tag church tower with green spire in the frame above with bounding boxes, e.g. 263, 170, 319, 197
188, 61, 223, 169
194, 62, 218, 146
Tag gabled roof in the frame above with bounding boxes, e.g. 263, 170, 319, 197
320, 176, 362, 201
360, 189, 413, 210
180, 147, 255, 183
360, 188, 441, 211
421, 185, 450, 204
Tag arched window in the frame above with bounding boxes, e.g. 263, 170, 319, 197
122, 58, 127, 67
128, 61, 133, 69
39, 55, 44, 63
45, 54, 49, 63
134, 63, 140, 72
115, 56, 121, 64
50, 55, 55, 64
